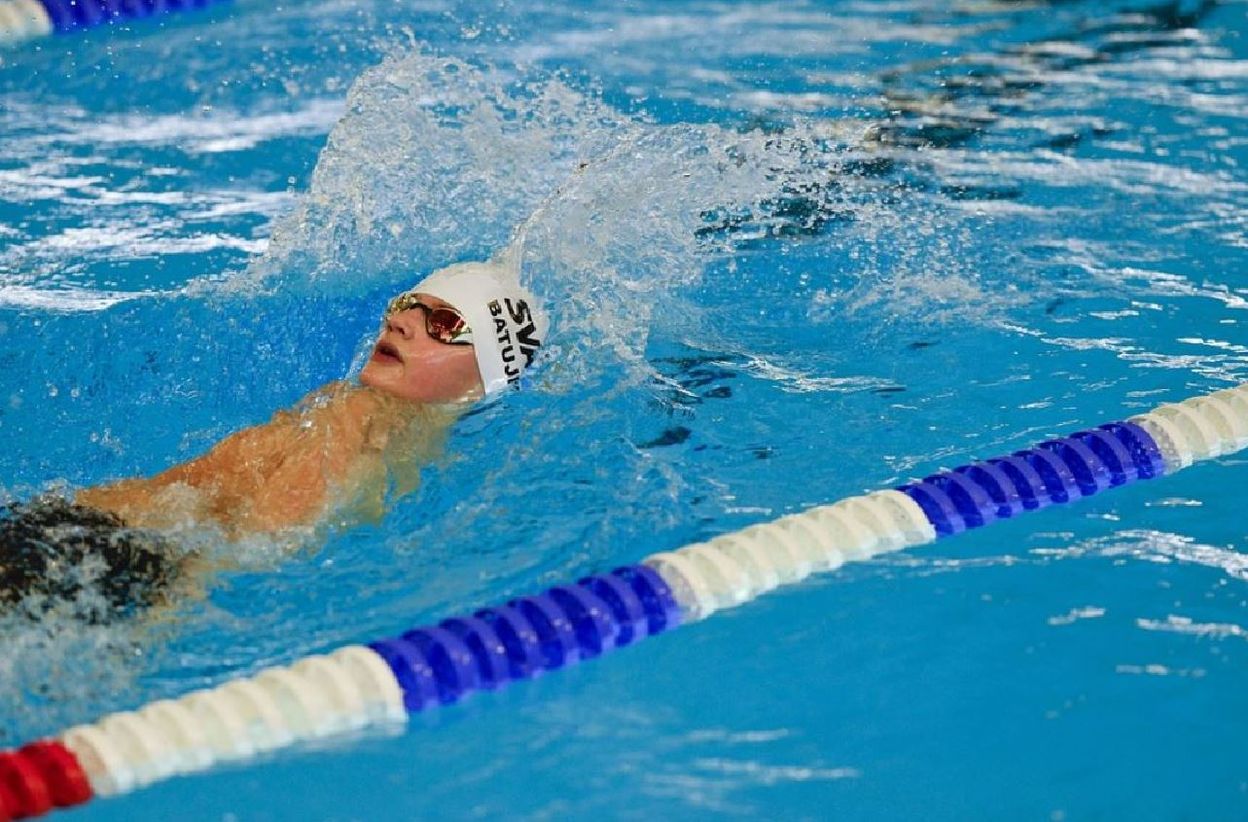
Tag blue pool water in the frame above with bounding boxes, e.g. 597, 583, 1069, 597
2, 0, 1247, 818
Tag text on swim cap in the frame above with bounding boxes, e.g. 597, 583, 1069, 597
489, 298, 541, 385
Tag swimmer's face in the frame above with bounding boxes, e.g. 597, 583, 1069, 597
359, 295, 484, 403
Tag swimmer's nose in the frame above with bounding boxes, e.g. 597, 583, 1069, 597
385, 313, 416, 339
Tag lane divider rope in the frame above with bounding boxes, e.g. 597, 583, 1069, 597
0, 0, 230, 48
1, 382, 1244, 819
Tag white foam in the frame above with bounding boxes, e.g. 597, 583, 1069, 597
43, 99, 344, 155
0, 284, 159, 312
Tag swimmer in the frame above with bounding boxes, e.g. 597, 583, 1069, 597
0, 257, 548, 619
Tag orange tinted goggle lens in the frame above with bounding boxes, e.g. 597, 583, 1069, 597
425, 306, 471, 344
386, 294, 473, 345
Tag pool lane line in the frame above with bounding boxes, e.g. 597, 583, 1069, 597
0, 382, 1244, 819
0, 0, 230, 48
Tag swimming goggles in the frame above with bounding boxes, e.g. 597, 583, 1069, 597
385, 293, 474, 345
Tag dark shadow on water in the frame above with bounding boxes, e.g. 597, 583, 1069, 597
697, 0, 1225, 247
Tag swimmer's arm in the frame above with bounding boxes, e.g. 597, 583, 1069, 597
77, 383, 385, 532
74, 418, 300, 529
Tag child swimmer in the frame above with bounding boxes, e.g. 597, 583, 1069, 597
0, 257, 548, 618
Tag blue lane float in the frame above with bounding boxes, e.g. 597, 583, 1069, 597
39, 0, 225, 33
897, 422, 1167, 536
0, 0, 230, 47
2, 383, 1246, 819
367, 566, 682, 712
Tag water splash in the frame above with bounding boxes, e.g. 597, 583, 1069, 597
248, 52, 620, 292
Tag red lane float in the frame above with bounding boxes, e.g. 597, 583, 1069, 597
0, 742, 91, 820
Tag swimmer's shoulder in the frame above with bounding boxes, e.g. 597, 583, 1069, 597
279, 381, 457, 449
280, 382, 399, 447
275, 381, 364, 425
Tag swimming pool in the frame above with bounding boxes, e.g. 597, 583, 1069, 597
2, 0, 1247, 818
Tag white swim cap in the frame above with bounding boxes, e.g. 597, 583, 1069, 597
398, 256, 549, 395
